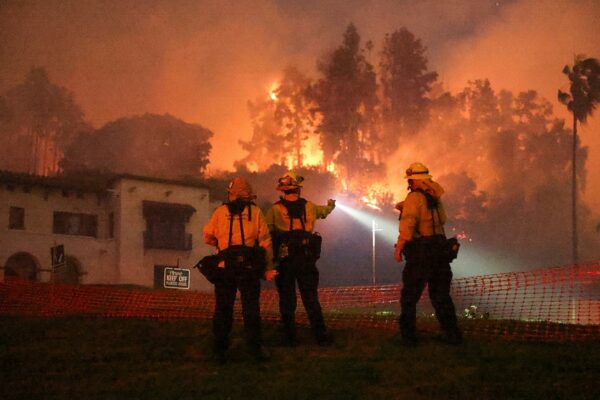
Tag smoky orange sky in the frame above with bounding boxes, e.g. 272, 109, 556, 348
1, 0, 599, 206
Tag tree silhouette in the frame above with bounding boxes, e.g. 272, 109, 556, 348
309, 23, 378, 181
62, 113, 213, 179
379, 27, 437, 149
0, 67, 89, 175
558, 56, 600, 265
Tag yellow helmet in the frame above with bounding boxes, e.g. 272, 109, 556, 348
404, 162, 432, 180
276, 171, 304, 191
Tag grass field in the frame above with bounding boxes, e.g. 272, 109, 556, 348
1, 316, 599, 400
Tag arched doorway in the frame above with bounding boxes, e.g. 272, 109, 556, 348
54, 256, 82, 284
4, 252, 39, 281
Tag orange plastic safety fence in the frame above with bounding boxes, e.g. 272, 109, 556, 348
1, 263, 598, 341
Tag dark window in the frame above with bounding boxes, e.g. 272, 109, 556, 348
143, 201, 195, 250
53, 212, 98, 237
9, 207, 25, 230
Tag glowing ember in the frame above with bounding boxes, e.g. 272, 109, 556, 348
452, 228, 472, 243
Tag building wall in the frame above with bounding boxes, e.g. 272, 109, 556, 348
1, 177, 213, 291
112, 178, 212, 291
0, 185, 117, 283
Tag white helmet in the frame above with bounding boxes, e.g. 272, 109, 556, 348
404, 162, 432, 180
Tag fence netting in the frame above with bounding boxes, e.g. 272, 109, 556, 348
1, 263, 598, 341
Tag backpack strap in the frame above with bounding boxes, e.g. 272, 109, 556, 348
226, 203, 249, 247
278, 198, 307, 231
415, 189, 446, 237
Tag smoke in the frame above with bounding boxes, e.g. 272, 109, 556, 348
437, 0, 600, 208
2, 0, 577, 170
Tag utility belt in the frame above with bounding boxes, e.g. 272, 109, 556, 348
196, 204, 266, 284
196, 244, 266, 284
402, 234, 459, 264
273, 229, 322, 261
402, 234, 446, 261
221, 244, 266, 274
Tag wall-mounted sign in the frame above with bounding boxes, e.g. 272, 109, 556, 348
163, 267, 190, 289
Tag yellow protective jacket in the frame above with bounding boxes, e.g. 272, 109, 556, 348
265, 199, 334, 233
398, 181, 447, 242
203, 203, 274, 271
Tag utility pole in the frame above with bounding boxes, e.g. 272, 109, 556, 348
371, 220, 382, 285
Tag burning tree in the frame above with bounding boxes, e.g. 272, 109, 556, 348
309, 23, 380, 184
237, 67, 319, 171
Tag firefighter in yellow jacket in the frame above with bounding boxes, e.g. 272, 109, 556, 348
203, 177, 276, 362
394, 162, 462, 346
266, 171, 336, 346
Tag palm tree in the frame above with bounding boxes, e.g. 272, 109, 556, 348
558, 56, 600, 265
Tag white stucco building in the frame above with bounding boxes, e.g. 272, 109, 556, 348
0, 170, 213, 291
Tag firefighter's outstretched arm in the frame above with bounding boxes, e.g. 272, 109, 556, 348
315, 198, 336, 219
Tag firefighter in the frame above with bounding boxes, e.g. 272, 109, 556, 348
266, 171, 336, 346
203, 176, 276, 363
393, 162, 462, 346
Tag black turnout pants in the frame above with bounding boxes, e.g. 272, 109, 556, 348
400, 242, 460, 339
213, 268, 261, 351
275, 256, 327, 340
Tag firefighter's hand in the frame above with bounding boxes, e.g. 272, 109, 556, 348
204, 234, 218, 247
394, 243, 404, 263
264, 270, 277, 281
327, 199, 336, 209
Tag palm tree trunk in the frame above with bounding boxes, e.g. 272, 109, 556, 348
572, 115, 578, 266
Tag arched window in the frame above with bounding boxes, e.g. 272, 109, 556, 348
54, 256, 82, 284
4, 252, 39, 281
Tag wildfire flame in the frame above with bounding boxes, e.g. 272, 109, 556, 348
361, 196, 381, 211
358, 183, 391, 211
269, 82, 278, 101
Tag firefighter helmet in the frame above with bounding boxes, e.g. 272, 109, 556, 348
227, 176, 256, 199
404, 162, 432, 180
276, 171, 304, 191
